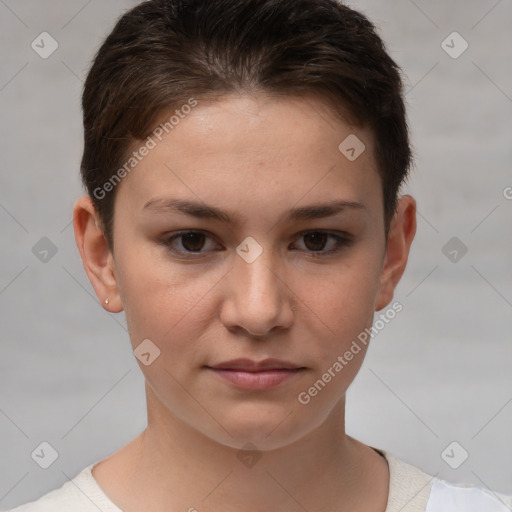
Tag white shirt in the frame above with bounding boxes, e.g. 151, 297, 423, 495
9, 450, 512, 512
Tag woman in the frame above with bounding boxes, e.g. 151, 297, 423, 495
13, 0, 511, 510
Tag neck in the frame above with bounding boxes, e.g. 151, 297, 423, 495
93, 384, 389, 512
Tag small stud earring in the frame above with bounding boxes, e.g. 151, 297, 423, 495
105, 298, 109, 305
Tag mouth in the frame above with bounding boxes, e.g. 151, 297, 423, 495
206, 358, 306, 391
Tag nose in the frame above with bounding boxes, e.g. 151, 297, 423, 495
219, 248, 294, 338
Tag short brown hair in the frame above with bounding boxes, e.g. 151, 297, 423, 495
81, 0, 411, 248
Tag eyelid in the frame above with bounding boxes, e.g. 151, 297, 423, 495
294, 229, 352, 240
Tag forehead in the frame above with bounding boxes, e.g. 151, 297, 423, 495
153, 93, 368, 160
115, 93, 381, 221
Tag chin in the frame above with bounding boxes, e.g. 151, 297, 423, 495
201, 406, 312, 451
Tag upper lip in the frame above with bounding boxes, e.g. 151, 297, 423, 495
208, 358, 303, 371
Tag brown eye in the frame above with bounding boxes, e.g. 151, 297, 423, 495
162, 230, 221, 256
180, 232, 206, 252
303, 232, 328, 251
291, 230, 352, 256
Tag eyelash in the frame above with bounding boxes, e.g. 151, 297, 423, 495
160, 230, 352, 258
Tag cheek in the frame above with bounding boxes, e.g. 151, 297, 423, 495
298, 255, 382, 342
114, 246, 220, 351
290, 263, 381, 412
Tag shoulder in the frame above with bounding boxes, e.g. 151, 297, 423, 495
425, 478, 512, 512
378, 449, 512, 512
8, 464, 122, 512
381, 450, 434, 512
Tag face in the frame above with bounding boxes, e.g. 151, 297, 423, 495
107, 93, 390, 449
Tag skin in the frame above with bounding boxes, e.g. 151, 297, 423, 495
74, 93, 416, 512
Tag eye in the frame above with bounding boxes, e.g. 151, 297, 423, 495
161, 229, 352, 258
161, 230, 222, 255
291, 231, 352, 256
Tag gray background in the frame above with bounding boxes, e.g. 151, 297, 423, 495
1, 0, 511, 509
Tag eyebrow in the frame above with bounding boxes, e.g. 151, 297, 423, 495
143, 197, 365, 224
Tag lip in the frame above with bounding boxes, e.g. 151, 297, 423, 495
206, 358, 305, 391
209, 358, 303, 371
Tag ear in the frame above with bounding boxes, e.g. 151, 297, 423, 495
73, 196, 123, 313
375, 195, 416, 311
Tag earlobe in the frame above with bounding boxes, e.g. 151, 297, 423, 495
374, 195, 416, 311
73, 196, 123, 312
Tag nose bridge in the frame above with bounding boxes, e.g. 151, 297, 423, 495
235, 244, 280, 306
223, 239, 293, 335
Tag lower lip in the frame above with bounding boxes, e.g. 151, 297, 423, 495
208, 368, 303, 390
